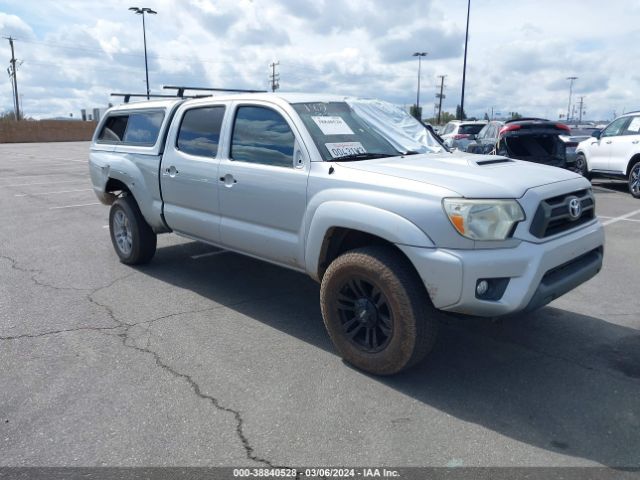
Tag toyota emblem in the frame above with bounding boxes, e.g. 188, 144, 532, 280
568, 197, 582, 220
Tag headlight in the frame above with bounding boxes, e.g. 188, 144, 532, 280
442, 198, 525, 240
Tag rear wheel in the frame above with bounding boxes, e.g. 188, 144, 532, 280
109, 195, 157, 264
629, 161, 640, 199
320, 246, 440, 375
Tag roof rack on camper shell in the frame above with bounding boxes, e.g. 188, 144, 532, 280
110, 85, 269, 103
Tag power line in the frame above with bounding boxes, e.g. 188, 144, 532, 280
269, 61, 280, 92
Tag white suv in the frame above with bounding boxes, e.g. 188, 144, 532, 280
439, 120, 487, 151
575, 112, 640, 198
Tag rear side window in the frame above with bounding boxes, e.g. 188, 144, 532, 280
177, 106, 225, 157
623, 116, 640, 136
98, 110, 164, 146
231, 106, 295, 168
460, 124, 484, 135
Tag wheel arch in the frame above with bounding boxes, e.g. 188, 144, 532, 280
305, 201, 434, 281
626, 154, 640, 177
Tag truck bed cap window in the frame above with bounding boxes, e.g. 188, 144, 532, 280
97, 110, 164, 146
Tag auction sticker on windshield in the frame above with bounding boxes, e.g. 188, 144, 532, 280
312, 116, 354, 135
325, 142, 366, 158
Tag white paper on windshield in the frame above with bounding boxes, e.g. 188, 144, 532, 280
628, 117, 640, 132
312, 116, 354, 135
325, 142, 366, 158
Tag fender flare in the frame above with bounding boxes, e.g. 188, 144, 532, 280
304, 201, 434, 280
99, 161, 164, 231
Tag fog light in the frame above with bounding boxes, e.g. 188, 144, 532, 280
476, 280, 489, 296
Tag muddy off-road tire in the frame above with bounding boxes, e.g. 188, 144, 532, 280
320, 246, 440, 375
109, 195, 157, 265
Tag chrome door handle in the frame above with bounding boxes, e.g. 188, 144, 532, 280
605, 141, 612, 144
632, 140, 639, 144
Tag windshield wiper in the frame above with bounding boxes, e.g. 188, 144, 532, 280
330, 152, 392, 162
402, 150, 420, 155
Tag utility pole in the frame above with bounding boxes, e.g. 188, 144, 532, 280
269, 61, 280, 92
566, 76, 577, 123
4, 36, 20, 120
436, 74, 446, 125
459, 0, 471, 120
577, 96, 585, 123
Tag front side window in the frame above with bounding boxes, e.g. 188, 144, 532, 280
602, 117, 630, 138
231, 106, 295, 168
177, 106, 225, 157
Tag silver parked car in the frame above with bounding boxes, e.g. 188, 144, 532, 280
89, 93, 604, 375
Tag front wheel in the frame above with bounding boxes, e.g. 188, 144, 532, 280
109, 195, 157, 264
320, 246, 440, 375
574, 153, 591, 179
629, 162, 640, 199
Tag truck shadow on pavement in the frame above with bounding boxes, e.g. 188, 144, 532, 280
138, 242, 640, 468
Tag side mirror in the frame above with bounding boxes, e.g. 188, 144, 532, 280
591, 130, 601, 139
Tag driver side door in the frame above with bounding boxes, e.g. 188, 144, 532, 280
589, 116, 630, 171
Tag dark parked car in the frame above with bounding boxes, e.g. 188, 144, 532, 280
466, 118, 573, 169
466, 121, 503, 154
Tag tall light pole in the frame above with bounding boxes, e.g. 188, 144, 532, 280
129, 7, 157, 99
413, 52, 427, 120
566, 76, 578, 123
459, 0, 471, 120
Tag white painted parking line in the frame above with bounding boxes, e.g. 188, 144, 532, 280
601, 208, 640, 226
5, 180, 88, 187
102, 225, 109, 229
0, 170, 88, 180
191, 250, 227, 259
15, 188, 92, 197
49, 202, 101, 210
599, 215, 640, 224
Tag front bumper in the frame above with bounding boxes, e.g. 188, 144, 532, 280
399, 219, 604, 317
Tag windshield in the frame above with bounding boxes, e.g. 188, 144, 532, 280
291, 99, 444, 161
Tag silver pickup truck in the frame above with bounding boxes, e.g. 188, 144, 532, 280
89, 93, 604, 375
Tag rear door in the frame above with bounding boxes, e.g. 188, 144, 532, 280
218, 102, 310, 268
160, 103, 227, 242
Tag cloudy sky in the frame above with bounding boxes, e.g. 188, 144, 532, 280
0, 0, 637, 121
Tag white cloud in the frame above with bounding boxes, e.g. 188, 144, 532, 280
0, 0, 637, 121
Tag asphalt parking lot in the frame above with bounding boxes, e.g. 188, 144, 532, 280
1, 141, 639, 468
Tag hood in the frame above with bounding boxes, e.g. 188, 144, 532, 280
336, 152, 581, 198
